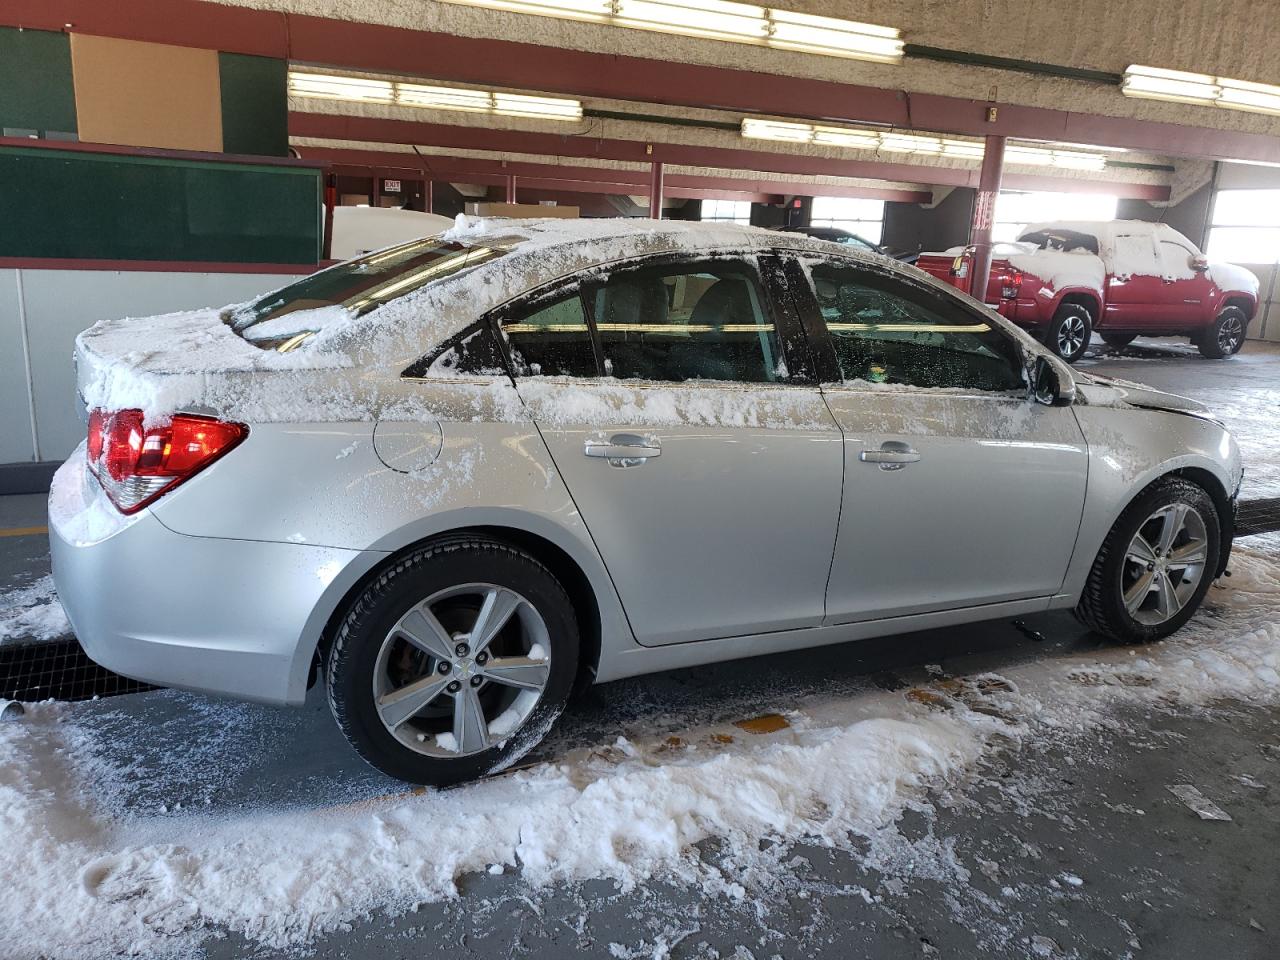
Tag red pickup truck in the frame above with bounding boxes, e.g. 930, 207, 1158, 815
916, 220, 1259, 363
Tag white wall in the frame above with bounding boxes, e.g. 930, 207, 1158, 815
0, 269, 300, 465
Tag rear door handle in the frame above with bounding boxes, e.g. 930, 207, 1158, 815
860, 442, 921, 470
584, 433, 661, 466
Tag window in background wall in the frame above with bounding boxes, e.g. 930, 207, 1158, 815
1207, 190, 1280, 263
993, 191, 1117, 243
810, 197, 885, 244
701, 199, 752, 224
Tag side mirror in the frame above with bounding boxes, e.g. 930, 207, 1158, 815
1032, 354, 1076, 407
1191, 254, 1210, 272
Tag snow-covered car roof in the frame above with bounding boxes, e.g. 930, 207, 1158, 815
1017, 219, 1195, 248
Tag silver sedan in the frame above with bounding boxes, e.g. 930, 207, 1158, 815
50, 220, 1241, 784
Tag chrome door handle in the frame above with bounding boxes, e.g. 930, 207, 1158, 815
584, 433, 661, 466
860, 442, 921, 471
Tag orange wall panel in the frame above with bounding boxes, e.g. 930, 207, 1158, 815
70, 34, 222, 152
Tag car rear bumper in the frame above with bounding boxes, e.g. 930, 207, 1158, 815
49, 451, 369, 706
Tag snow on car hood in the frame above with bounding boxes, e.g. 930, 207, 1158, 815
1072, 370, 1214, 418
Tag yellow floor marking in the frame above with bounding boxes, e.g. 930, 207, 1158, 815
0, 525, 47, 538
733, 713, 790, 735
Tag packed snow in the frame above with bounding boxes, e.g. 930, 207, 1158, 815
1007, 248, 1105, 297
1, 541, 1277, 957
0, 574, 69, 646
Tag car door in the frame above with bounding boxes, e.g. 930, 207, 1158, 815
1103, 230, 1164, 329
1156, 236, 1215, 327
497, 251, 845, 647
783, 253, 1089, 624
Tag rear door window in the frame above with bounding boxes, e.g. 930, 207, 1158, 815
586, 260, 783, 383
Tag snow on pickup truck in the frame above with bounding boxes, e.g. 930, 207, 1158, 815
916, 220, 1259, 363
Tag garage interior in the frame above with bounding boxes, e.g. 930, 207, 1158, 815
2, 1, 1280, 957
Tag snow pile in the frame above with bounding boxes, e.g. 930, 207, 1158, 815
47, 446, 145, 547
2, 541, 1279, 957
0, 575, 69, 646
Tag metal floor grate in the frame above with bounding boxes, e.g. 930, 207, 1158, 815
1237, 497, 1280, 538
0, 638, 153, 702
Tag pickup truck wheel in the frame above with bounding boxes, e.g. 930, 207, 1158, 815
1195, 306, 1248, 359
326, 537, 579, 785
1074, 477, 1220, 644
1101, 333, 1136, 349
1046, 304, 1092, 364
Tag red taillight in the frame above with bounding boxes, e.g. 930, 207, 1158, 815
1001, 270, 1024, 300
85, 409, 247, 514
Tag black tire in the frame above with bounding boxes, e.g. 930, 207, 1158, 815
1075, 477, 1220, 644
1195, 306, 1248, 359
326, 537, 579, 785
1045, 303, 1093, 364
1101, 332, 1136, 349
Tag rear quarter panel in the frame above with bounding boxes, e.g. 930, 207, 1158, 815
150, 375, 637, 695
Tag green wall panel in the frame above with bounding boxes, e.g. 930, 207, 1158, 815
0, 27, 77, 134
218, 53, 288, 157
0, 146, 321, 263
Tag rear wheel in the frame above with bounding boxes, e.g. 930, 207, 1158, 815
1046, 303, 1092, 364
326, 537, 579, 785
1101, 332, 1136, 349
1195, 306, 1247, 359
1075, 477, 1220, 644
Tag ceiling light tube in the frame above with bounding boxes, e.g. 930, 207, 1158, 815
1120, 64, 1280, 116
290, 71, 583, 121
439, 0, 902, 63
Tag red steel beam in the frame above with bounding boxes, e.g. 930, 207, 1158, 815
10, 0, 1280, 164
297, 146, 936, 201
293, 121, 1170, 200
968, 135, 1006, 302
293, 112, 980, 187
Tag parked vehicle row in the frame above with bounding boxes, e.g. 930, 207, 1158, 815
51, 220, 1241, 785
916, 221, 1259, 363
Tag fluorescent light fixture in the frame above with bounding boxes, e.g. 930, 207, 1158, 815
740, 118, 1106, 170
289, 71, 583, 121
439, 0, 903, 63
1123, 64, 1280, 117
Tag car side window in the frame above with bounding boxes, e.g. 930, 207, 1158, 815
587, 261, 783, 383
1158, 240, 1197, 278
808, 261, 1023, 392
499, 290, 597, 378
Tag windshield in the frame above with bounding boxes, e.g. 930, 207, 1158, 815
229, 237, 507, 343
1016, 228, 1099, 254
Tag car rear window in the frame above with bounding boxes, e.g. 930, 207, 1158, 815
229, 237, 507, 347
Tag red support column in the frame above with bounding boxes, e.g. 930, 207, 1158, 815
505, 174, 517, 204
968, 134, 1006, 303
649, 161, 664, 219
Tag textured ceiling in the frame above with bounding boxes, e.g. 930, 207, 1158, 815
213, 0, 1280, 140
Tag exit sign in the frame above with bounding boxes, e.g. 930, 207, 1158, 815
383, 179, 402, 193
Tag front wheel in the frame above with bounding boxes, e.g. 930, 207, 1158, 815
1195, 306, 1248, 359
1075, 477, 1220, 644
1046, 303, 1093, 364
326, 537, 579, 785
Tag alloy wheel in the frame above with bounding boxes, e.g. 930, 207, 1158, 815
372, 583, 551, 757
1218, 315, 1244, 354
1058, 315, 1087, 356
1121, 503, 1209, 626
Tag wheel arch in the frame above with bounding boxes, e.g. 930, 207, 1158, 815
1055, 289, 1102, 321
1222, 295, 1256, 321
293, 512, 627, 706
304, 520, 611, 701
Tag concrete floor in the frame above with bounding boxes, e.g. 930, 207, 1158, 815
3, 335, 1279, 959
